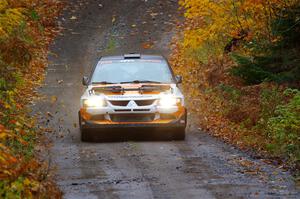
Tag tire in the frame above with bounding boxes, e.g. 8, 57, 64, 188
79, 111, 90, 142
173, 127, 186, 140
81, 128, 91, 142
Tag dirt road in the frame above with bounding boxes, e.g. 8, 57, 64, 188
35, 0, 299, 198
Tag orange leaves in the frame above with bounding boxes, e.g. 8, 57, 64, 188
0, 119, 29, 145
0, 124, 5, 131
0, 0, 62, 197
0, 143, 18, 179
0, 0, 62, 66
0, 147, 50, 198
142, 42, 154, 49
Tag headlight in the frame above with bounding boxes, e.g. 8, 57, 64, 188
159, 95, 180, 107
83, 97, 106, 107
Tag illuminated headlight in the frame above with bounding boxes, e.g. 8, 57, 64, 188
83, 97, 106, 108
159, 95, 180, 107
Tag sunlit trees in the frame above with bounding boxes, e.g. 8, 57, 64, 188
179, 0, 300, 60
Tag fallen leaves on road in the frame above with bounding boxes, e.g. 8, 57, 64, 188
142, 42, 154, 49
70, 16, 77, 20
51, 96, 58, 104
47, 112, 54, 118
112, 15, 116, 23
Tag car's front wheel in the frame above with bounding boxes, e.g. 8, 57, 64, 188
172, 127, 186, 140
80, 128, 88, 142
79, 112, 90, 142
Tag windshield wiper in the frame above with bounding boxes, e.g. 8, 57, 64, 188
120, 80, 163, 84
92, 81, 117, 85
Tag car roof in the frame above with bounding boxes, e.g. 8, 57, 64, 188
100, 54, 165, 61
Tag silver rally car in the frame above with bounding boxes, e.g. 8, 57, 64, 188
79, 54, 187, 141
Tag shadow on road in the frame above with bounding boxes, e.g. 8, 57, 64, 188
81, 128, 185, 143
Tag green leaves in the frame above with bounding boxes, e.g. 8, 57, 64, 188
230, 5, 300, 86
230, 53, 276, 84
29, 10, 39, 21
266, 90, 300, 161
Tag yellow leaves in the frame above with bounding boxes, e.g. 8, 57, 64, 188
0, 7, 25, 38
179, 0, 298, 61
0, 26, 7, 37
50, 95, 58, 104
0, 125, 12, 141
180, 0, 241, 58
0, 0, 62, 197
23, 178, 31, 186
0, 0, 8, 12
0, 130, 10, 140
23, 177, 40, 192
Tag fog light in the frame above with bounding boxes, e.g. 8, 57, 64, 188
159, 95, 179, 107
83, 97, 106, 107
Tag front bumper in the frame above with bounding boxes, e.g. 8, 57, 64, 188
80, 108, 187, 129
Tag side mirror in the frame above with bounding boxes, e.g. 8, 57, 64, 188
175, 75, 183, 84
82, 76, 89, 86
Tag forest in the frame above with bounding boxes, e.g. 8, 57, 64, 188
171, 0, 300, 173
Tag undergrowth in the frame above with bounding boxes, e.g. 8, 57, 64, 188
171, 0, 300, 175
0, 0, 62, 198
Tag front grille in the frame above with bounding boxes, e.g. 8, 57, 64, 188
115, 109, 131, 112
110, 114, 155, 122
109, 100, 129, 106
134, 100, 156, 106
133, 109, 150, 112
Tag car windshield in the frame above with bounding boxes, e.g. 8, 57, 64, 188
91, 59, 174, 84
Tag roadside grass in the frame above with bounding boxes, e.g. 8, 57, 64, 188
105, 37, 117, 53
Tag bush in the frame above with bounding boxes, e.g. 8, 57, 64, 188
0, 0, 62, 197
230, 54, 276, 84
259, 86, 284, 123
266, 89, 300, 164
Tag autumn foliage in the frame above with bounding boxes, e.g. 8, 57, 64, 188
0, 0, 62, 197
171, 0, 300, 173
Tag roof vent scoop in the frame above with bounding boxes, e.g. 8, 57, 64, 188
124, 53, 141, 59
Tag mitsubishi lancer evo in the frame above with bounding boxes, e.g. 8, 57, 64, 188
79, 54, 187, 141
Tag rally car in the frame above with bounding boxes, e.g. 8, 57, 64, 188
79, 54, 187, 141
